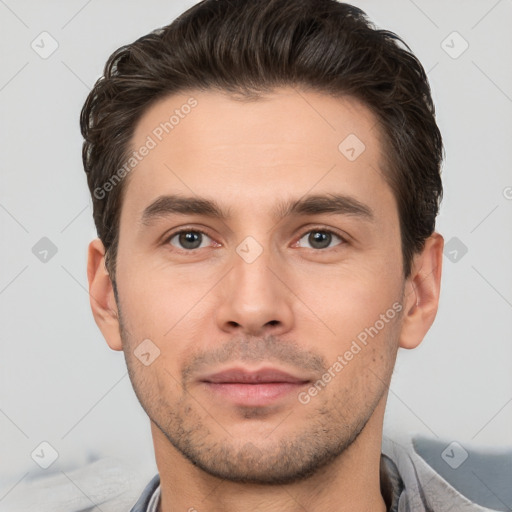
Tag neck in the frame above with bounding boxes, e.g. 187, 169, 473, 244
151, 398, 389, 512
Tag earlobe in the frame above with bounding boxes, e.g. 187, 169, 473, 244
87, 238, 123, 351
399, 232, 444, 350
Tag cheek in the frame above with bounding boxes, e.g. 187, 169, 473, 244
117, 259, 209, 330
317, 297, 401, 412
290, 255, 403, 391
297, 259, 402, 333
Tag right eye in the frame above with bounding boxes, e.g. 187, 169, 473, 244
165, 229, 214, 250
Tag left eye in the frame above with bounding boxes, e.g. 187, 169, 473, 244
297, 230, 344, 250
167, 230, 213, 250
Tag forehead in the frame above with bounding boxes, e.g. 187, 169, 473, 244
121, 87, 393, 223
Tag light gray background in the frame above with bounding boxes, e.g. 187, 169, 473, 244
1, 0, 511, 500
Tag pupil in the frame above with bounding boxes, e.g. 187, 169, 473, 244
180, 231, 201, 249
309, 231, 331, 249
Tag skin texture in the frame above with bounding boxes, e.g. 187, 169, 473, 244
87, 87, 443, 512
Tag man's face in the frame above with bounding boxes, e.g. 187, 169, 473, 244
113, 87, 406, 483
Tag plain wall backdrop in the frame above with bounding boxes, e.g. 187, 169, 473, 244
1, 0, 511, 497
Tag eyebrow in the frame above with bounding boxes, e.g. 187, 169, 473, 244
139, 193, 374, 227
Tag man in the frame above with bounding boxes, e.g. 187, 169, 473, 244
76, 1, 506, 511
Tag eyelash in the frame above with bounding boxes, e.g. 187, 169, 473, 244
295, 227, 347, 250
163, 227, 348, 252
164, 228, 216, 251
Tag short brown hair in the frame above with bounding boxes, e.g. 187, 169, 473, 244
81, 0, 443, 281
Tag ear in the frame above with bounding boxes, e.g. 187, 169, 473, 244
399, 232, 444, 349
87, 238, 123, 351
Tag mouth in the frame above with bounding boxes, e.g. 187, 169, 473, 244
199, 367, 311, 407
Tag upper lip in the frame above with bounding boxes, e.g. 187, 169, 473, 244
200, 367, 310, 384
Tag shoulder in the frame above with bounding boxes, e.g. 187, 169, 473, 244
2, 456, 153, 512
382, 432, 512, 511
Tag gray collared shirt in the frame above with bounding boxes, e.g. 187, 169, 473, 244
5, 433, 509, 511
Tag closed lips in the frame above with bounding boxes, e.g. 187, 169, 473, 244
201, 368, 310, 384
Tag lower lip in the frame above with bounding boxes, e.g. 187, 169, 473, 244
202, 382, 307, 407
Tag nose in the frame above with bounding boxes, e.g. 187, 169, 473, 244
214, 244, 295, 338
